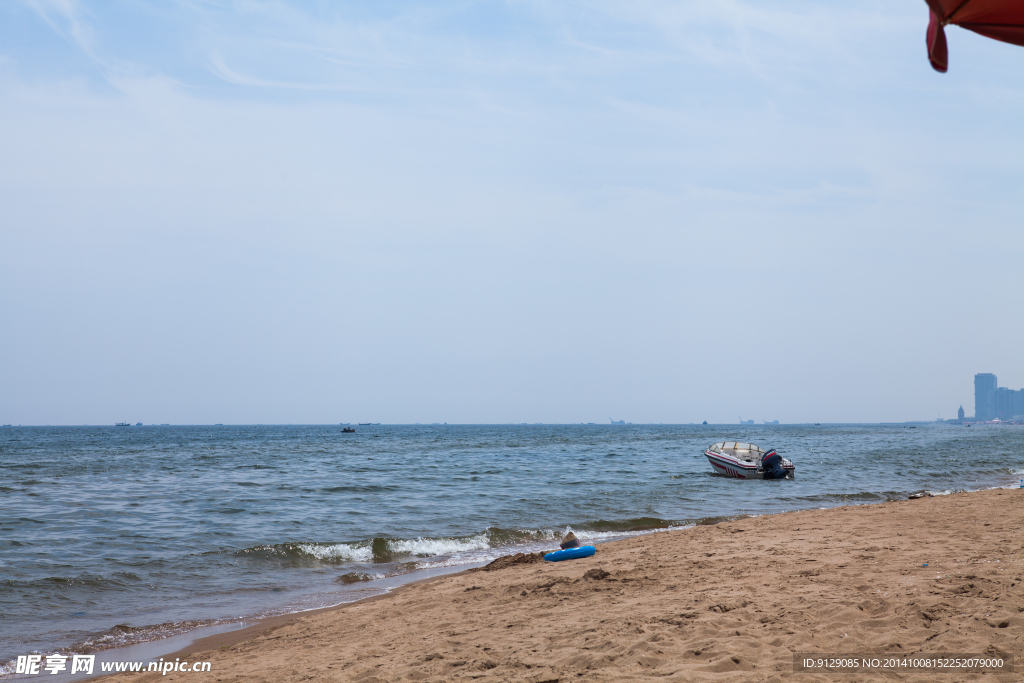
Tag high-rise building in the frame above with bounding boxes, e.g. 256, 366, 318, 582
973, 373, 1024, 421
957, 405, 965, 422
995, 387, 1024, 421
975, 373, 997, 420
996, 388, 1011, 420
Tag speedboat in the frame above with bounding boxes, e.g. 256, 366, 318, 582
705, 441, 794, 479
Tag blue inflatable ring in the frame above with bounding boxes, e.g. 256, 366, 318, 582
544, 546, 596, 562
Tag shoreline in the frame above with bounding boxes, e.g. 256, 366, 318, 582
7, 479, 1019, 681
35, 517, 822, 671
6, 422, 1020, 677
124, 484, 1022, 663
94, 485, 1023, 682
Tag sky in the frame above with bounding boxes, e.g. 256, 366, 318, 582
1, 0, 1022, 425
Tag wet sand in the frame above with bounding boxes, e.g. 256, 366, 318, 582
113, 487, 1023, 682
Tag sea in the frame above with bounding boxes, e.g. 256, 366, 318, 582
2, 423, 1023, 671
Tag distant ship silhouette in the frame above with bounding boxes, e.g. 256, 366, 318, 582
609, 418, 625, 425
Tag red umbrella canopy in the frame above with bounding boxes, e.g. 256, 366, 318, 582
925, 0, 1024, 72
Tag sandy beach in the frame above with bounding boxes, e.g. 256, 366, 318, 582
112, 487, 1023, 682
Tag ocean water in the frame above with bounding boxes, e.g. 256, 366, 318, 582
2, 423, 1023, 668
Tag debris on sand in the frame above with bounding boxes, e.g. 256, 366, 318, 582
476, 552, 546, 572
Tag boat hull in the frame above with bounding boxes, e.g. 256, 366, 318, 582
705, 451, 794, 479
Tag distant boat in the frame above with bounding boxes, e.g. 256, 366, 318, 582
161, 424, 170, 426
135, 422, 143, 426
342, 427, 355, 433
358, 423, 372, 426
610, 418, 625, 425
763, 419, 780, 425
739, 417, 754, 424
215, 423, 224, 426
702, 421, 708, 425
115, 422, 130, 427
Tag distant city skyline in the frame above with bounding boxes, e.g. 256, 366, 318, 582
974, 373, 1024, 421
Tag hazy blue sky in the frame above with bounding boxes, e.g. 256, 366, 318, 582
1, 1, 1022, 425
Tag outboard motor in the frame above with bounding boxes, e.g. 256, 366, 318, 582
760, 448, 788, 480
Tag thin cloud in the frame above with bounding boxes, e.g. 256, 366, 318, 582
204, 50, 411, 95
21, 0, 105, 65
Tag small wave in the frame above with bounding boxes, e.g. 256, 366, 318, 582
831, 491, 902, 502
694, 514, 749, 526
300, 542, 375, 562
335, 572, 388, 584
322, 485, 400, 494
786, 491, 905, 504
2, 572, 142, 591
485, 527, 558, 546
235, 534, 493, 565
236, 542, 374, 564
577, 517, 680, 533
73, 619, 229, 653
387, 534, 490, 557
416, 552, 506, 570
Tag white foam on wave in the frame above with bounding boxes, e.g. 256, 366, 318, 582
297, 534, 493, 564
417, 551, 507, 570
336, 571, 391, 584
295, 543, 374, 563
574, 525, 693, 543
298, 524, 693, 571
388, 534, 491, 556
